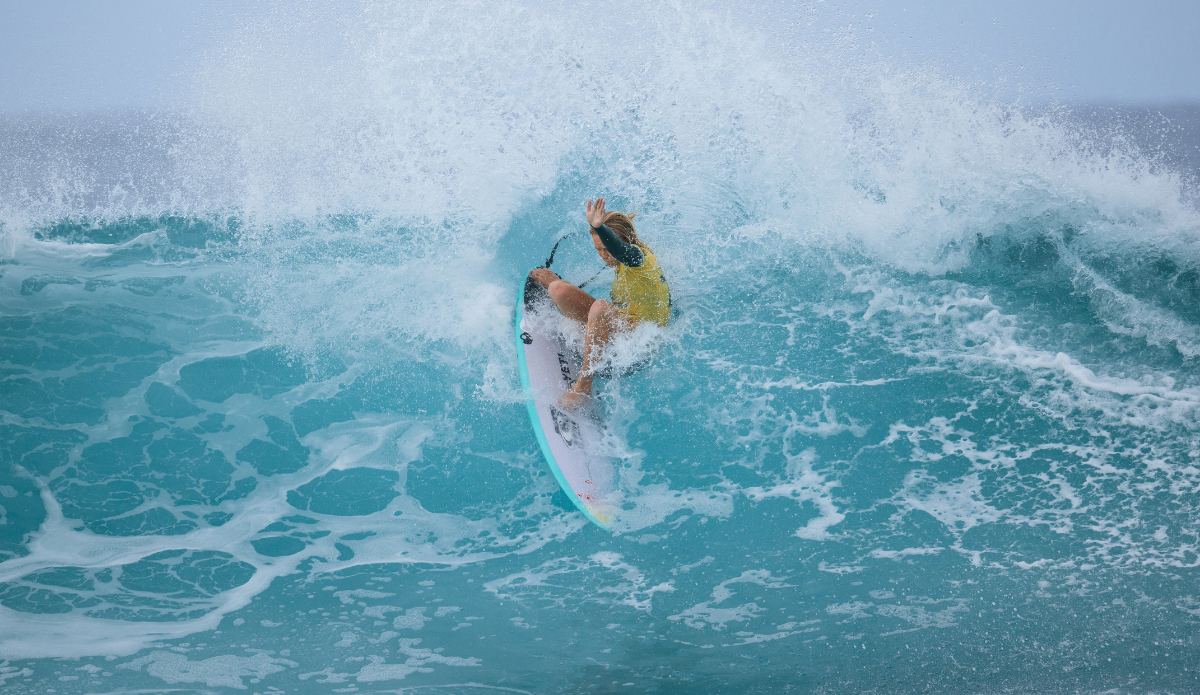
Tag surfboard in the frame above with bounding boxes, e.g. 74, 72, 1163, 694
515, 271, 617, 529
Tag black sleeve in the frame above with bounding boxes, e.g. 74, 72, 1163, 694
592, 224, 643, 267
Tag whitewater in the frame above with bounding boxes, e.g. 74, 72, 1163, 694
1, 2, 1199, 692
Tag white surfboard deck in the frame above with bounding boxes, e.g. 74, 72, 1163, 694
516, 271, 617, 529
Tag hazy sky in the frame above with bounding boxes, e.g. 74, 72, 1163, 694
858, 0, 1200, 104
1, 0, 1197, 112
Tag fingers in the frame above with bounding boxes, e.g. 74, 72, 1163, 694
584, 198, 606, 227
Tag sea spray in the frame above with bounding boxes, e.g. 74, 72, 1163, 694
1, 1, 1198, 691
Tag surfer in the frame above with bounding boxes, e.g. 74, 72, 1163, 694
529, 198, 671, 408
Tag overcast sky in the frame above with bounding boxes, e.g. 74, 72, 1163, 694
1, 0, 1197, 112
856, 0, 1200, 104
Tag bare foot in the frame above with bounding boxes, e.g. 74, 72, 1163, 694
529, 267, 560, 287
558, 385, 592, 411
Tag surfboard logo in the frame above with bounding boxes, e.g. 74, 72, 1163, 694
520, 331, 533, 345
549, 406, 580, 448
556, 352, 573, 383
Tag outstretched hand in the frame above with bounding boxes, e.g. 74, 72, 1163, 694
585, 198, 606, 229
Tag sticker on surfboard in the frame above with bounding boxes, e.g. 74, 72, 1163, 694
515, 272, 617, 529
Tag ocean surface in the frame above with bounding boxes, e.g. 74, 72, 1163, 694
2, 3, 1199, 692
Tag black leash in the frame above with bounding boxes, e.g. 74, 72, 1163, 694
542, 231, 607, 289
577, 267, 607, 289
543, 234, 569, 269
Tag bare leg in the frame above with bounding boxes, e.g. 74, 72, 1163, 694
546, 279, 595, 325
560, 299, 629, 409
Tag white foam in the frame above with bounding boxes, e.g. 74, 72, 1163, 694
118, 650, 297, 690
667, 570, 793, 631
0, 349, 580, 660
740, 448, 847, 541
892, 470, 1005, 535
392, 608, 430, 631
353, 642, 481, 682
484, 551, 674, 613
825, 597, 970, 634
843, 266, 1200, 431
1069, 258, 1200, 358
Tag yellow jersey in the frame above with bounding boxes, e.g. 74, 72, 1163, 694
610, 247, 671, 326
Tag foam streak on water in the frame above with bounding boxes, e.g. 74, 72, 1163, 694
1, 1, 1199, 692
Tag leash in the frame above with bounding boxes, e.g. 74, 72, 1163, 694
543, 233, 571, 269
577, 267, 607, 289
542, 231, 608, 289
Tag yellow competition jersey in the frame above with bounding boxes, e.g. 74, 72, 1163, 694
610, 247, 671, 326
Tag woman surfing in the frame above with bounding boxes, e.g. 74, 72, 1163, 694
528, 198, 671, 409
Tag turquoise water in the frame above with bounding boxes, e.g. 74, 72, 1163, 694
2, 3, 1200, 692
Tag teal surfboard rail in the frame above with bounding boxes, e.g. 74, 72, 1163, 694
515, 268, 610, 530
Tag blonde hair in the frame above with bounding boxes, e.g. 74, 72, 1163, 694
598, 210, 646, 249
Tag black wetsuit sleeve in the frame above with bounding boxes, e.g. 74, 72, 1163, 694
592, 224, 644, 267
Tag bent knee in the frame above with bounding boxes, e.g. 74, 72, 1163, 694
588, 299, 615, 322
547, 279, 572, 301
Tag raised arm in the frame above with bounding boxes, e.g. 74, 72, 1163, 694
586, 198, 643, 267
